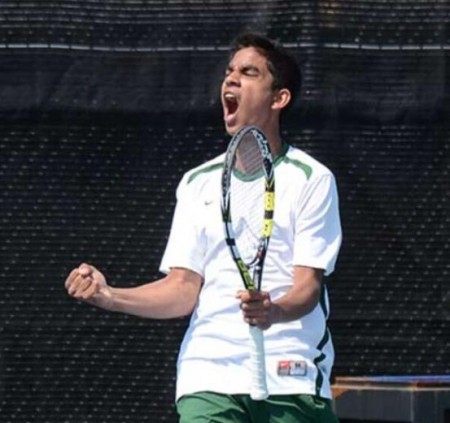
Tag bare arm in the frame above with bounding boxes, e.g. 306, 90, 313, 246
65, 263, 202, 319
237, 266, 323, 329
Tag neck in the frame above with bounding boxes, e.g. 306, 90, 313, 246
260, 122, 283, 159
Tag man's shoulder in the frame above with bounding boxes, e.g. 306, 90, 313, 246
281, 145, 333, 180
183, 153, 225, 186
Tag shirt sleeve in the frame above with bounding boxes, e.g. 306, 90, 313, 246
293, 173, 342, 276
159, 174, 205, 277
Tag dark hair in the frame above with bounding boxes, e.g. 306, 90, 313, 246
229, 32, 302, 114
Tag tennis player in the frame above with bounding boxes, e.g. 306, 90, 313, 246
65, 32, 342, 423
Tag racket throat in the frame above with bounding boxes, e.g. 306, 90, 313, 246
246, 260, 263, 291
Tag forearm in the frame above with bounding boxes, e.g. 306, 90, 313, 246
269, 266, 323, 325
236, 266, 323, 330
270, 287, 319, 324
109, 276, 199, 319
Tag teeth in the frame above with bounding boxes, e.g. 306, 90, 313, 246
224, 93, 237, 102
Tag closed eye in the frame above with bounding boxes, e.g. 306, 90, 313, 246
241, 65, 260, 76
225, 65, 261, 78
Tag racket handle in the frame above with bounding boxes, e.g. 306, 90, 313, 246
249, 325, 269, 400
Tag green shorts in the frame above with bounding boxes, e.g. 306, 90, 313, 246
176, 391, 339, 423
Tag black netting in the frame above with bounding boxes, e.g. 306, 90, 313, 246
1, 1, 449, 422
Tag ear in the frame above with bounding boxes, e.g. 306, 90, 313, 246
271, 88, 291, 111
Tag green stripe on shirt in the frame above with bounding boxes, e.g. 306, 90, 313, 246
281, 156, 313, 180
187, 162, 223, 184
314, 285, 331, 396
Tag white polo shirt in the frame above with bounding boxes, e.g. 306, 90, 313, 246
160, 144, 342, 400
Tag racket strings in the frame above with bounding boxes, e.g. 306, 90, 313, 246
233, 133, 265, 177
230, 136, 266, 265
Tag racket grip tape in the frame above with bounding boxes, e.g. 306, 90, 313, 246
249, 325, 269, 400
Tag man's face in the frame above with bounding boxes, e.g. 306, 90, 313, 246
221, 47, 277, 135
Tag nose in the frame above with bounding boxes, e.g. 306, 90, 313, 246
224, 70, 240, 87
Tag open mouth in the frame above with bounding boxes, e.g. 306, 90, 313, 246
224, 92, 239, 118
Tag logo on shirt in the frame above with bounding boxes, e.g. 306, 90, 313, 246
277, 360, 307, 377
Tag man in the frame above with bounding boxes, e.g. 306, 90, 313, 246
65, 33, 342, 423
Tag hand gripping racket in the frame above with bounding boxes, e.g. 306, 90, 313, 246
221, 126, 275, 400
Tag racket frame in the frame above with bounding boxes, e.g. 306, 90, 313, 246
221, 126, 275, 291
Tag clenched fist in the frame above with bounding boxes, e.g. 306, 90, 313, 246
236, 290, 273, 330
65, 263, 113, 310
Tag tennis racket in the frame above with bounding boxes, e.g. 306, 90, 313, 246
221, 125, 275, 400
